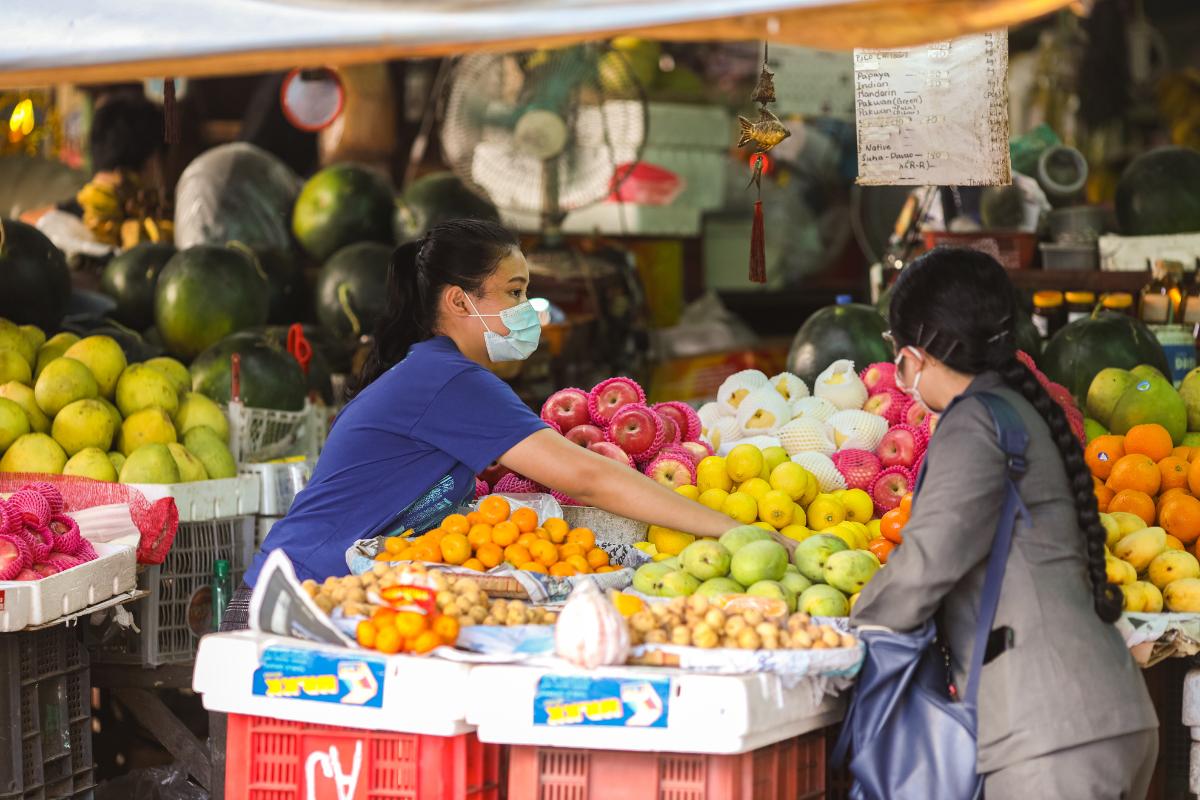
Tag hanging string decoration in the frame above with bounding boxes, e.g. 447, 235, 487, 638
736, 44, 790, 284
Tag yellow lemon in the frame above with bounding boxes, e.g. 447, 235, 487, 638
807, 494, 846, 531
675, 484, 701, 501
841, 489, 874, 524
698, 488, 730, 512
726, 444, 764, 483
647, 525, 695, 555
738, 477, 772, 501
721, 491, 759, 525
758, 489, 796, 529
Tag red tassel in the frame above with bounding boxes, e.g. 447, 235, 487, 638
749, 200, 766, 284
163, 78, 179, 144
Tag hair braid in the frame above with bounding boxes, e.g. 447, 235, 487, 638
998, 357, 1123, 622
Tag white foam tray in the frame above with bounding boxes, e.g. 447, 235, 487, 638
193, 630, 475, 736
465, 661, 846, 754
0, 542, 136, 632
129, 475, 261, 522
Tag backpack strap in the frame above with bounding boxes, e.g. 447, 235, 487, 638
963, 392, 1030, 709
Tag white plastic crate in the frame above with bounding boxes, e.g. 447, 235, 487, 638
466, 662, 845, 754
0, 543, 136, 633
193, 630, 475, 736
127, 475, 261, 522
239, 459, 313, 516
90, 516, 255, 667
226, 401, 326, 465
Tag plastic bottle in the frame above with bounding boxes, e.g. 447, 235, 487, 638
212, 559, 231, 631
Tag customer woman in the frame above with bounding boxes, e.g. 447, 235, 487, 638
851, 248, 1157, 798
226, 219, 742, 626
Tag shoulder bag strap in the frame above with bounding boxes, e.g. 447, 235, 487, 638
964, 392, 1031, 710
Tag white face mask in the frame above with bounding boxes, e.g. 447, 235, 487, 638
895, 347, 929, 412
465, 295, 541, 362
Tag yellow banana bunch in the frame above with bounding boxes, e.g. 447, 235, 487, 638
76, 181, 121, 220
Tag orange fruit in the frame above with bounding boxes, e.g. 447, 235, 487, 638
867, 537, 895, 564
492, 521, 520, 547
517, 532, 540, 549
520, 561, 548, 574
558, 543, 584, 559
393, 611, 428, 638
440, 532, 471, 565
898, 493, 913, 520
1094, 483, 1115, 513
511, 506, 539, 533
880, 509, 906, 544
384, 537, 406, 555
543, 518, 569, 542
478, 496, 511, 525
1085, 435, 1126, 481
586, 547, 610, 569
567, 528, 596, 550
550, 562, 577, 577
1174, 446, 1194, 461
566, 554, 591, 573
409, 545, 441, 564
1160, 494, 1200, 544
595, 565, 618, 573
441, 514, 470, 536
1106, 454, 1161, 496
1160, 457, 1191, 492
1157, 487, 1188, 517
462, 558, 486, 572
432, 615, 460, 644
467, 524, 493, 548
530, 539, 558, 566
1108, 489, 1156, 526
375, 626, 403, 654
1124, 424, 1174, 463
476, 542, 503, 569
412, 630, 442, 654
534, 528, 551, 541
374, 551, 395, 562
372, 606, 396, 626
503, 543, 532, 566
466, 511, 484, 526
356, 620, 378, 648
1188, 458, 1200, 497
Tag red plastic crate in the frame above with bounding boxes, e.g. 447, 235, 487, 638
225, 715, 502, 800
507, 730, 825, 800
922, 230, 1038, 270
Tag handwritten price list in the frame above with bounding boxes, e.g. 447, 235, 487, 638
854, 31, 1011, 186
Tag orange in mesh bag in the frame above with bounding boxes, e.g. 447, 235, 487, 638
0, 474, 178, 565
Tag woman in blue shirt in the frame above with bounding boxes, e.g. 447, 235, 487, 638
225, 219, 741, 626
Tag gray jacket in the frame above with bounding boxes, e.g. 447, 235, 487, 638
851, 372, 1157, 773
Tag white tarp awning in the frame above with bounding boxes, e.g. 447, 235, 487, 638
3, 0, 1073, 86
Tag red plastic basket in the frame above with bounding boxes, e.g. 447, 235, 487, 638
922, 230, 1038, 270
507, 730, 825, 800
225, 715, 502, 800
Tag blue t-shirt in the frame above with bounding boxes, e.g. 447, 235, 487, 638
243, 336, 546, 584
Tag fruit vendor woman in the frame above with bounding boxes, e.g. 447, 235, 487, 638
224, 219, 743, 628
850, 249, 1157, 799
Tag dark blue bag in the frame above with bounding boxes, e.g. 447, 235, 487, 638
832, 392, 1031, 800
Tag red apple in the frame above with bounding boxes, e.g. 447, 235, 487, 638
876, 427, 920, 469
863, 388, 911, 426
656, 412, 679, 444
0, 537, 26, 580
565, 424, 605, 448
588, 377, 646, 425
15, 568, 40, 581
541, 388, 591, 432
606, 404, 665, 459
478, 461, 512, 488
32, 563, 59, 578
678, 440, 713, 466
588, 441, 635, 469
644, 450, 697, 489
905, 402, 929, 429
860, 362, 897, 395
870, 467, 913, 515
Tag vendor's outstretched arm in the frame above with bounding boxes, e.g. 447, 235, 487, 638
500, 429, 740, 540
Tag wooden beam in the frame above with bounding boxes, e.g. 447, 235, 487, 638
113, 687, 213, 792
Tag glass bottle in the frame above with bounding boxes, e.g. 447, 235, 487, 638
1032, 291, 1065, 340
1065, 291, 1096, 325
212, 559, 231, 631
1102, 292, 1135, 317
1139, 259, 1183, 324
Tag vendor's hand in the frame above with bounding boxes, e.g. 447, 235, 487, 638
767, 530, 798, 557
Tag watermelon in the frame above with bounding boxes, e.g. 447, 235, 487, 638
174, 142, 302, 253
154, 245, 270, 360
293, 164, 394, 262
257, 248, 309, 325
252, 325, 337, 403
788, 303, 890, 386
1115, 146, 1200, 236
1041, 313, 1170, 405
316, 242, 392, 340
190, 330, 308, 411
394, 171, 499, 241
0, 218, 70, 330
100, 242, 177, 330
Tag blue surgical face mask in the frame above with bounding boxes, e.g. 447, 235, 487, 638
465, 295, 541, 362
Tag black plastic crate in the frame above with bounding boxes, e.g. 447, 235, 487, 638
0, 625, 94, 800
90, 517, 254, 667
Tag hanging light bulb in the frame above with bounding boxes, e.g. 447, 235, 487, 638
9, 98, 34, 137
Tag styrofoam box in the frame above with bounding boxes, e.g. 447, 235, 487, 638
0, 542, 136, 632
129, 475, 261, 522
240, 460, 313, 516
1099, 232, 1200, 273
466, 662, 845, 754
193, 630, 475, 736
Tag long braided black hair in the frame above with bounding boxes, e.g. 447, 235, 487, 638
889, 247, 1123, 623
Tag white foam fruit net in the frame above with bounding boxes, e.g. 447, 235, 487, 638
827, 410, 888, 452
778, 419, 836, 456
790, 452, 848, 493
790, 396, 837, 423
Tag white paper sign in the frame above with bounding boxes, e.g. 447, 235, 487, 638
854, 31, 1011, 186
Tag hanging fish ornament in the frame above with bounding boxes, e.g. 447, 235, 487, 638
737, 51, 790, 284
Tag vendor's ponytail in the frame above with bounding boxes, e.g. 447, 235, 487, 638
349, 219, 519, 397
889, 247, 1122, 623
